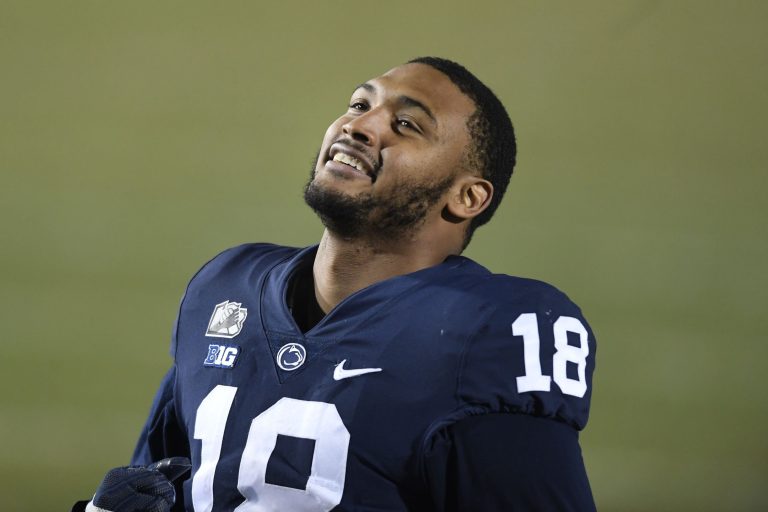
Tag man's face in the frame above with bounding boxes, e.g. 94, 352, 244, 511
304, 63, 476, 240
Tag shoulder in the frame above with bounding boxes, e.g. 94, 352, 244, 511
465, 263, 582, 311
171, 243, 302, 357
189, 243, 301, 283
181, 241, 304, 312
175, 243, 308, 297
434, 258, 588, 327
446, 267, 596, 430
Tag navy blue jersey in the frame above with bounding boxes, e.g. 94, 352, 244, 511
132, 244, 597, 511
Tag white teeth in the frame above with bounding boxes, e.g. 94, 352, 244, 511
332, 152, 364, 172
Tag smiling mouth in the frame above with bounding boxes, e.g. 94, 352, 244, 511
332, 152, 366, 173
326, 142, 379, 182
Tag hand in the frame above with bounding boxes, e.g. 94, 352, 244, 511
83, 457, 191, 512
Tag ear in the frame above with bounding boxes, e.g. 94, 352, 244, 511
445, 175, 493, 221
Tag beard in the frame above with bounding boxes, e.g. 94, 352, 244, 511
304, 156, 455, 241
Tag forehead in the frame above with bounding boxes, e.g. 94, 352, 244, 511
363, 63, 476, 124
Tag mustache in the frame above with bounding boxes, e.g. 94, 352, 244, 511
331, 137, 382, 175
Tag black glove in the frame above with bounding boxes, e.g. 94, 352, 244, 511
72, 457, 191, 512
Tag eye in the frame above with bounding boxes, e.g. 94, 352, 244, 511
348, 100, 369, 111
395, 118, 420, 134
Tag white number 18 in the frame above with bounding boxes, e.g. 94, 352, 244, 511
513, 313, 590, 397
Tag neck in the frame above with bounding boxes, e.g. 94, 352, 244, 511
312, 227, 457, 313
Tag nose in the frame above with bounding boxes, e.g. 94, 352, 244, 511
341, 110, 382, 147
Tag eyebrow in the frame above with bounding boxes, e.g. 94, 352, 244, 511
352, 82, 437, 126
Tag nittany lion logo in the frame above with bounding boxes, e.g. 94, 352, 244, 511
276, 343, 306, 371
205, 300, 248, 338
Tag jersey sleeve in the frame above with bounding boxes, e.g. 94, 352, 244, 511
457, 279, 597, 430
417, 278, 597, 509
422, 413, 596, 511
130, 365, 189, 466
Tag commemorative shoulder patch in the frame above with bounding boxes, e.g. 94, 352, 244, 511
206, 300, 248, 338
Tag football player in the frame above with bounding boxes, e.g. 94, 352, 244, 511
74, 57, 597, 511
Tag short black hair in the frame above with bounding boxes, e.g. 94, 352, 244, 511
408, 57, 516, 247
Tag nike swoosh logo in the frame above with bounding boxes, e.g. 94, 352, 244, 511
333, 359, 382, 381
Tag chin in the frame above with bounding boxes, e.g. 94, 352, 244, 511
313, 168, 372, 197
304, 178, 372, 239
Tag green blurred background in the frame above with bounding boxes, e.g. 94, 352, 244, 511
1, 1, 766, 510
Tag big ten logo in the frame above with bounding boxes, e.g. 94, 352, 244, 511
204, 344, 240, 369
